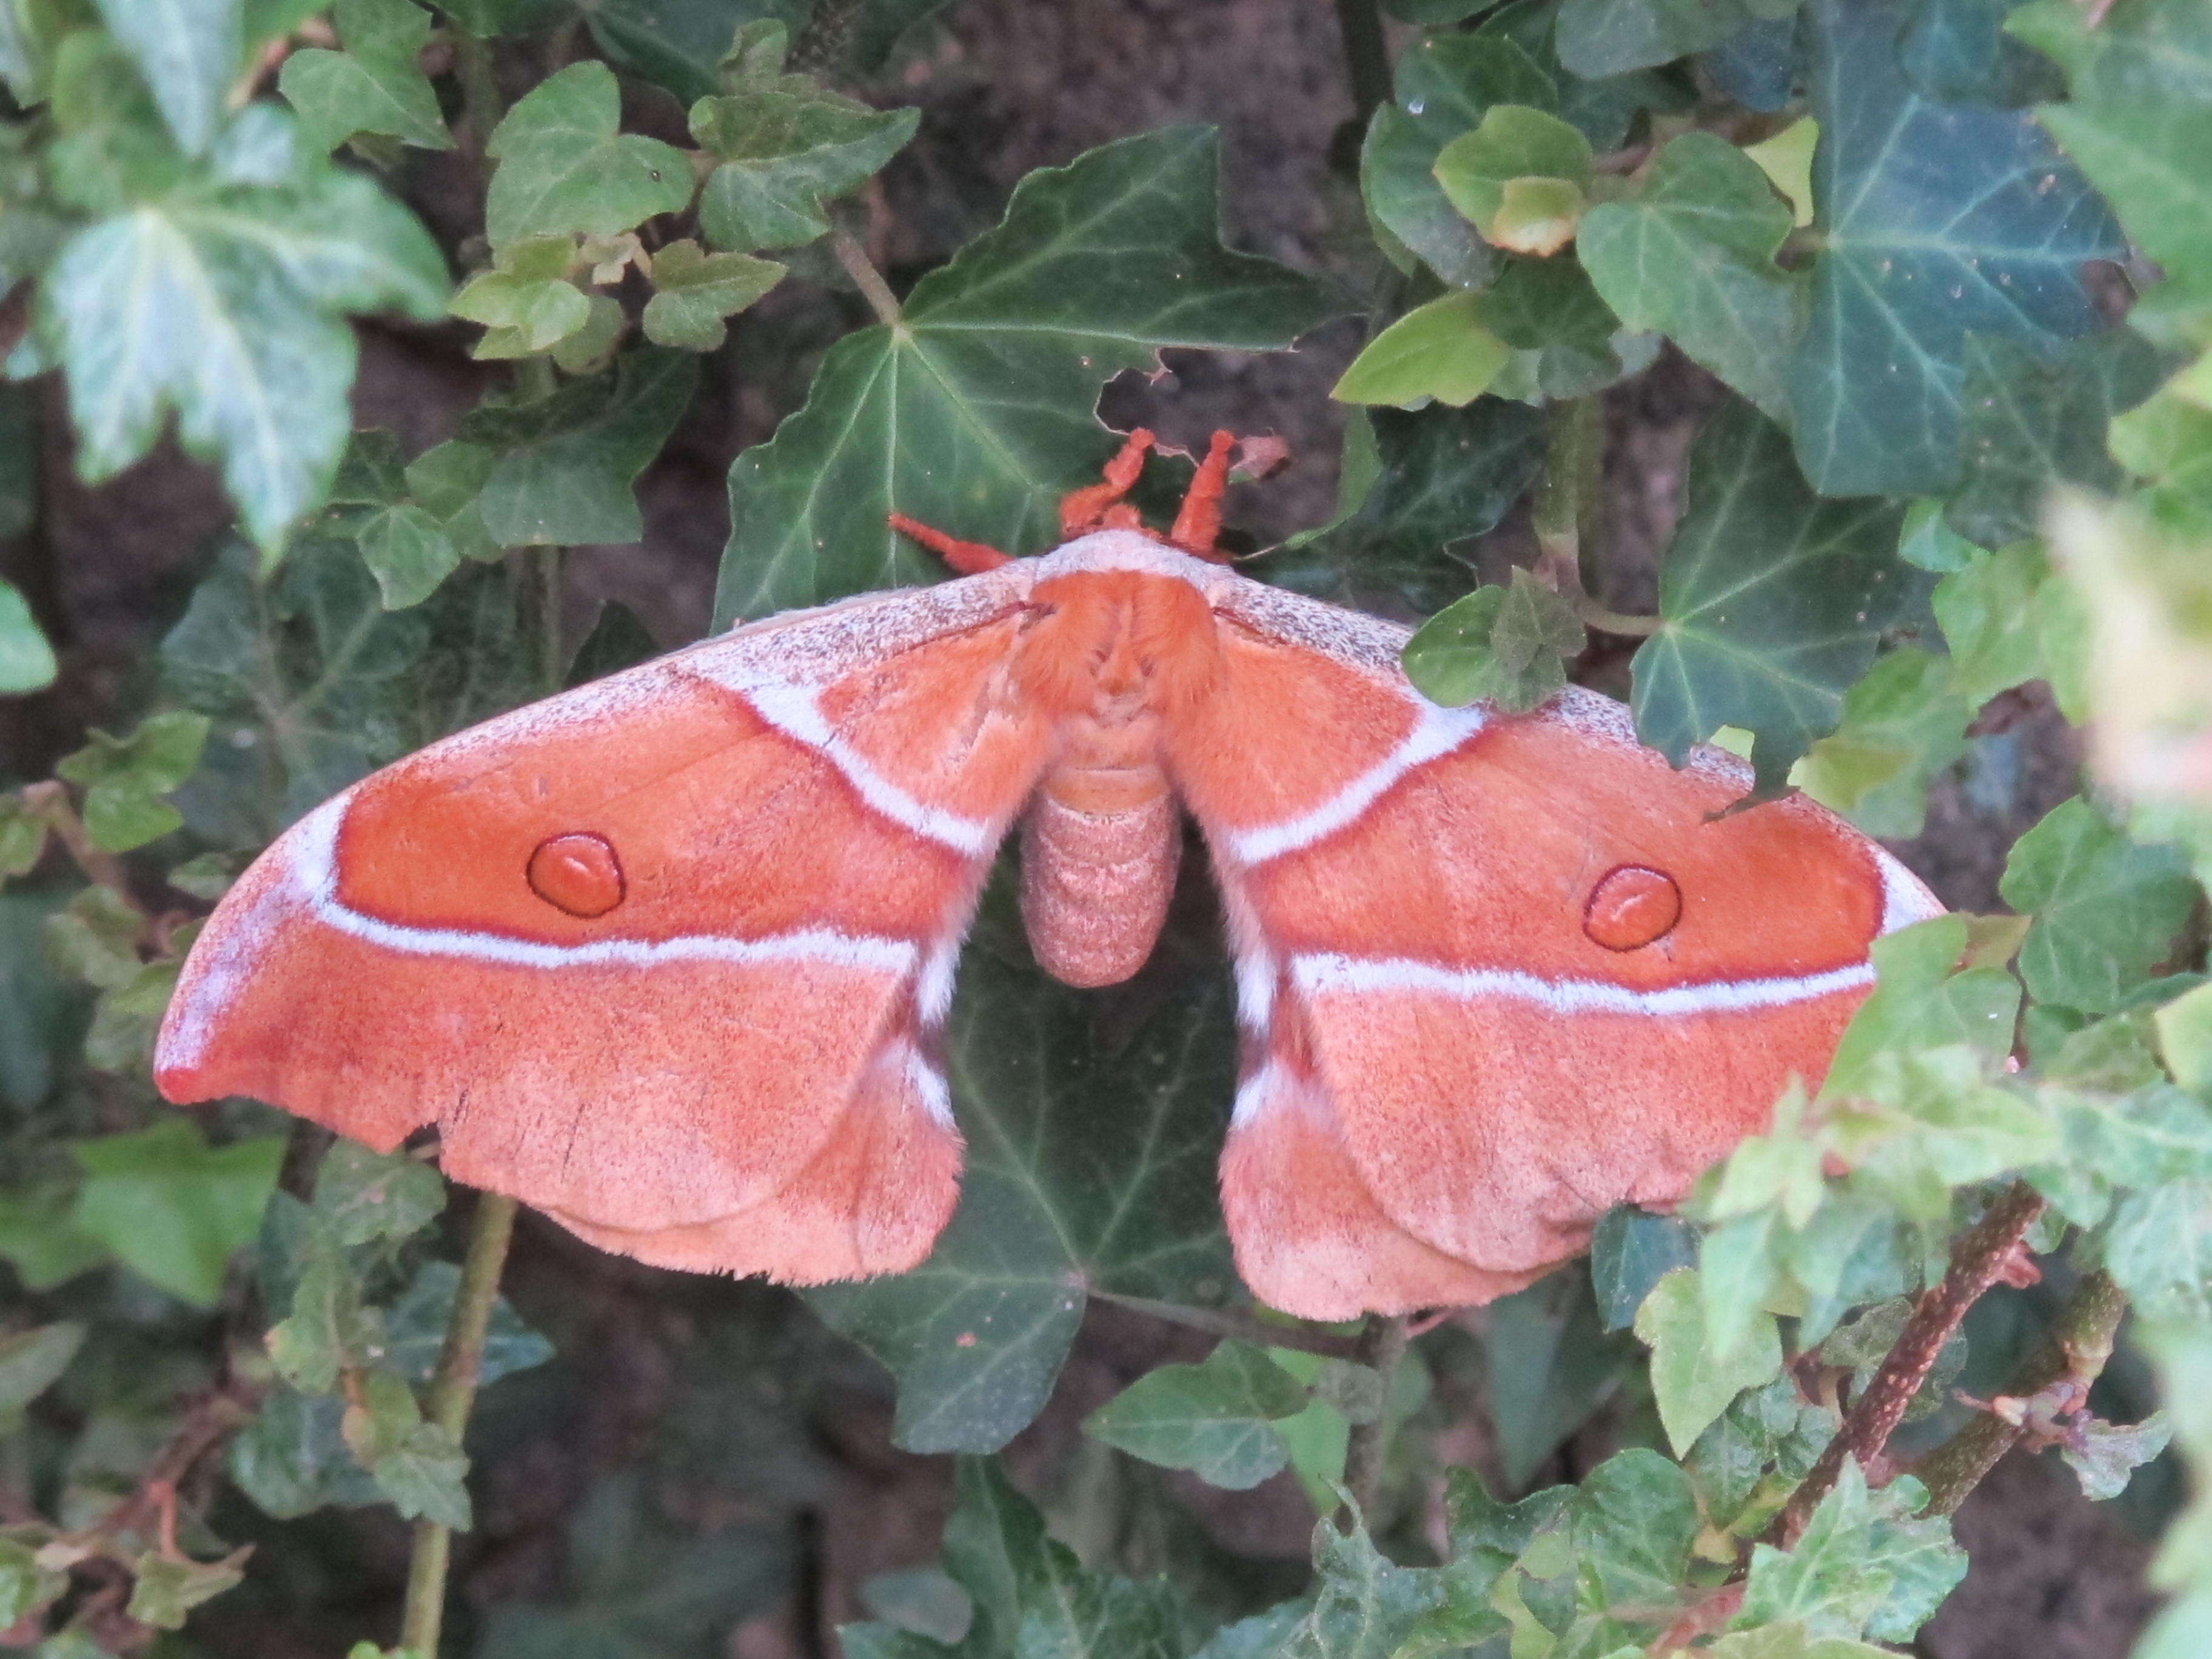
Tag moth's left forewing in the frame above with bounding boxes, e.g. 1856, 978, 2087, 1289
1178, 575, 1940, 1319
158, 571, 1051, 1284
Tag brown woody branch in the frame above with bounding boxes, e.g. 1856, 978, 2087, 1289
1774, 1182, 2046, 1542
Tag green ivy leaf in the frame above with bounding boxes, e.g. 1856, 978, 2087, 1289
0, 1320, 84, 1427
805, 887, 1235, 1455
1476, 253, 1654, 403
126, 1547, 250, 1630
642, 238, 786, 349
461, 347, 700, 547
0, 582, 56, 693
694, 87, 918, 252
449, 235, 593, 361
1242, 1512, 1449, 1659
1791, 647, 1972, 838
36, 105, 449, 552
92, 0, 240, 156
380, 1261, 555, 1386
1636, 1266, 1783, 1453
1631, 400, 1912, 791
2103, 1178, 2212, 1322
1330, 292, 1512, 408
0, 1184, 107, 1290
2060, 1412, 2172, 1500
715, 127, 1333, 622
1580, 130, 1801, 423
55, 711, 210, 851
1082, 1341, 1309, 1490
1788, 0, 2125, 495
1360, 34, 1550, 289
1931, 540, 2051, 706
1945, 329, 2161, 550
1589, 1206, 1699, 1332
1555, 0, 1799, 78
266, 1252, 383, 1394
1822, 917, 2022, 1099
0, 1534, 68, 1629
1900, 0, 2065, 107
1687, 1379, 1836, 1535
307, 1141, 447, 1248
343, 1368, 472, 1527
2000, 798, 2196, 1013
1432, 104, 1591, 255
227, 1387, 383, 1518
278, 0, 454, 153
69, 1119, 285, 1305
1268, 401, 1544, 617
483, 61, 696, 250
1739, 1462, 1965, 1643
581, 0, 804, 104
1402, 568, 1584, 713
358, 503, 460, 609
1480, 1269, 1641, 1489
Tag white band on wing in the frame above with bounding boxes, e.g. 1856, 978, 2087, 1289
1290, 951, 1875, 1017
1225, 699, 1489, 867
744, 682, 997, 856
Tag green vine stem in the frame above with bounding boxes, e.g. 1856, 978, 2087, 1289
1912, 1269, 2130, 1516
1090, 1289, 1364, 1361
1341, 1312, 1411, 1520
1774, 1182, 2046, 1542
398, 1191, 520, 1657
832, 230, 904, 329
1530, 397, 1661, 637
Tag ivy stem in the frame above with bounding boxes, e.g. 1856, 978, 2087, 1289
535, 546, 565, 694
1911, 1269, 2128, 1516
1332, 0, 1392, 127
398, 1191, 520, 1657
453, 35, 504, 166
833, 231, 903, 329
1530, 396, 1659, 637
1088, 1289, 1364, 1361
1341, 1313, 1411, 1520
1774, 1182, 2045, 1543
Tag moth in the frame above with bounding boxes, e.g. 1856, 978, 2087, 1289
155, 430, 1940, 1320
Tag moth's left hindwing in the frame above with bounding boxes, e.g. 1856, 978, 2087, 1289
156, 573, 1047, 1282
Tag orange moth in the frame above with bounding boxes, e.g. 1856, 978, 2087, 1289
155, 431, 1940, 1320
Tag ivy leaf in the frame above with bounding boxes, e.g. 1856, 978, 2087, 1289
1636, 1266, 1783, 1453
2102, 1179, 2212, 1322
483, 61, 696, 250
1359, 34, 1550, 289
306, 1141, 446, 1248
581, 0, 802, 104
1589, 1206, 1698, 1332
1480, 1267, 1641, 1489
805, 889, 1236, 1455
36, 106, 449, 552
1330, 292, 1512, 409
461, 347, 700, 547
343, 1367, 472, 1527
0, 1321, 84, 1427
2009, 0, 2212, 106
449, 235, 592, 360
1247, 1513, 1449, 1659
0, 583, 55, 693
1740, 1462, 1965, 1643
1555, 0, 1799, 79
55, 711, 210, 852
227, 1387, 383, 1518
1630, 400, 1912, 791
1579, 130, 1802, 423
381, 1261, 555, 1386
2060, 1412, 2173, 1500
1931, 540, 2051, 706
1476, 253, 1655, 403
91, 0, 240, 156
642, 238, 786, 349
1268, 400, 1544, 617
358, 504, 460, 609
68, 1120, 285, 1305
2000, 798, 2196, 1014
1082, 1341, 1309, 1490
714, 127, 1333, 622
126, 1549, 250, 1630
1822, 917, 2022, 1099
278, 0, 454, 153
693, 88, 919, 252
1431, 104, 1592, 256
1688, 1379, 1837, 1535
266, 1252, 383, 1393
1945, 329, 2160, 550
1791, 647, 1972, 838
1786, 0, 2125, 496
1900, 0, 2065, 107
0, 1535, 68, 1629
1401, 568, 1584, 714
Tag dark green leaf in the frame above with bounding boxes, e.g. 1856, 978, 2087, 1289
694, 89, 918, 253
483, 61, 696, 250
805, 888, 1235, 1455
1740, 1462, 1965, 1643
1687, 1379, 1836, 1533
1265, 400, 1544, 617
1792, 646, 1972, 838
1589, 1206, 1698, 1332
1083, 1340, 1308, 1490
1786, 0, 2125, 495
1574, 1447, 1701, 1608
1631, 400, 1912, 790
358, 503, 461, 609
55, 711, 210, 851
1556, 0, 1800, 78
278, 0, 454, 153
69, 1119, 285, 1305
1483, 1269, 1640, 1487
2000, 798, 2196, 1014
1900, 0, 2065, 106
0, 1184, 109, 1290
852, 0, 960, 70
381, 1260, 555, 1387
1704, 15, 1800, 112
465, 347, 700, 546
581, 0, 808, 104
266, 1252, 383, 1393
0, 1321, 84, 1422
1946, 328, 2161, 549
227, 1387, 384, 1518
344, 1369, 472, 1527
1475, 253, 1653, 403
307, 1140, 446, 1247
566, 600, 661, 685
1260, 1512, 1449, 1658
715, 128, 1333, 622
126, 1548, 249, 1629
1401, 568, 1583, 713
1579, 130, 1801, 423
